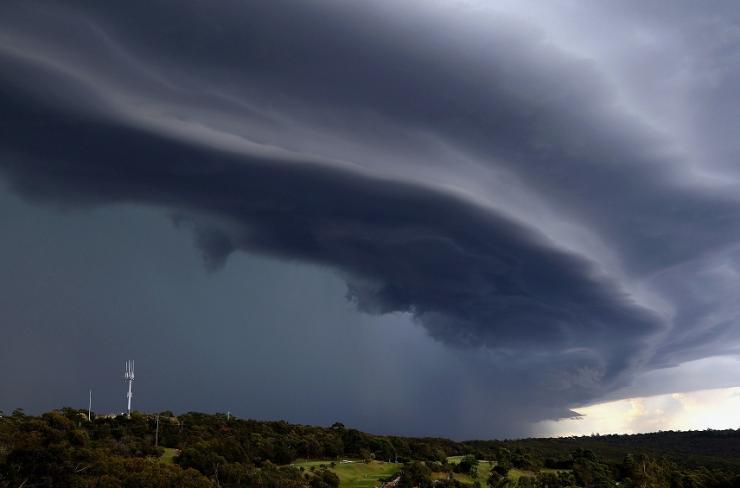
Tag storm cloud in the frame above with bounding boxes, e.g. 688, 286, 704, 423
1, 0, 740, 436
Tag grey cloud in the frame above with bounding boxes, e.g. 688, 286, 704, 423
0, 83, 660, 366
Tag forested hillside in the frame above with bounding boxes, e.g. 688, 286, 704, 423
1, 409, 739, 487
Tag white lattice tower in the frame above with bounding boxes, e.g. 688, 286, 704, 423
124, 360, 135, 418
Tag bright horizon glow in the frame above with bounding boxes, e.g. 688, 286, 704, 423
536, 386, 740, 437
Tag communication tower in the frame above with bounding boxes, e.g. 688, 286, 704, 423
124, 360, 135, 418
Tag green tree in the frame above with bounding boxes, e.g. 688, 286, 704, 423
399, 461, 433, 488
488, 470, 513, 488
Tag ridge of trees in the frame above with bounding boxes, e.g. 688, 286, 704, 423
2, 408, 740, 487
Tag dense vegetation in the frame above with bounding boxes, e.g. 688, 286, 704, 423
1, 408, 739, 487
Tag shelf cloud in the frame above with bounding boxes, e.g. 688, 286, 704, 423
2, 0, 740, 436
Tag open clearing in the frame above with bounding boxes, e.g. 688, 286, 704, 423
159, 447, 179, 464
290, 456, 562, 487
291, 459, 401, 488
445, 456, 493, 483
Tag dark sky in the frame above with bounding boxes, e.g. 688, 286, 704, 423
1, 0, 740, 439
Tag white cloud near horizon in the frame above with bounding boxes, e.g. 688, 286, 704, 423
537, 385, 740, 437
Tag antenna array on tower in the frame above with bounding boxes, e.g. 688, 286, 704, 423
124, 360, 135, 418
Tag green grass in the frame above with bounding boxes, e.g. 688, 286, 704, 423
540, 468, 571, 475
508, 468, 536, 481
291, 460, 401, 488
432, 471, 481, 484
447, 456, 569, 484
440, 457, 493, 484
290, 457, 563, 487
477, 461, 492, 481
291, 460, 337, 468
159, 447, 179, 464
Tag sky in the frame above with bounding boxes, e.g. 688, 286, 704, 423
0, 0, 739, 439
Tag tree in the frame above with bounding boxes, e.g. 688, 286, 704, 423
309, 468, 340, 488
456, 454, 480, 476
493, 448, 512, 476
399, 461, 433, 488
572, 449, 615, 488
488, 470, 513, 488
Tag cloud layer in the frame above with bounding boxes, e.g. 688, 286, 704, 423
1, 0, 740, 435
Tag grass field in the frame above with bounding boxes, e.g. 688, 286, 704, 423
507, 468, 536, 481
291, 460, 401, 488
159, 447, 179, 464
444, 456, 493, 483
446, 456, 466, 464
289, 456, 564, 487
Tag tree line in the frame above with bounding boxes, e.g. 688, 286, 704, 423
2, 408, 740, 487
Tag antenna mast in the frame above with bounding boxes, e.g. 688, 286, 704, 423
124, 360, 135, 418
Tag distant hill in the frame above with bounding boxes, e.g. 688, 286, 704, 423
470, 429, 740, 471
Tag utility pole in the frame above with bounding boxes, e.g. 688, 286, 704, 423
155, 414, 160, 447
88, 389, 93, 421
